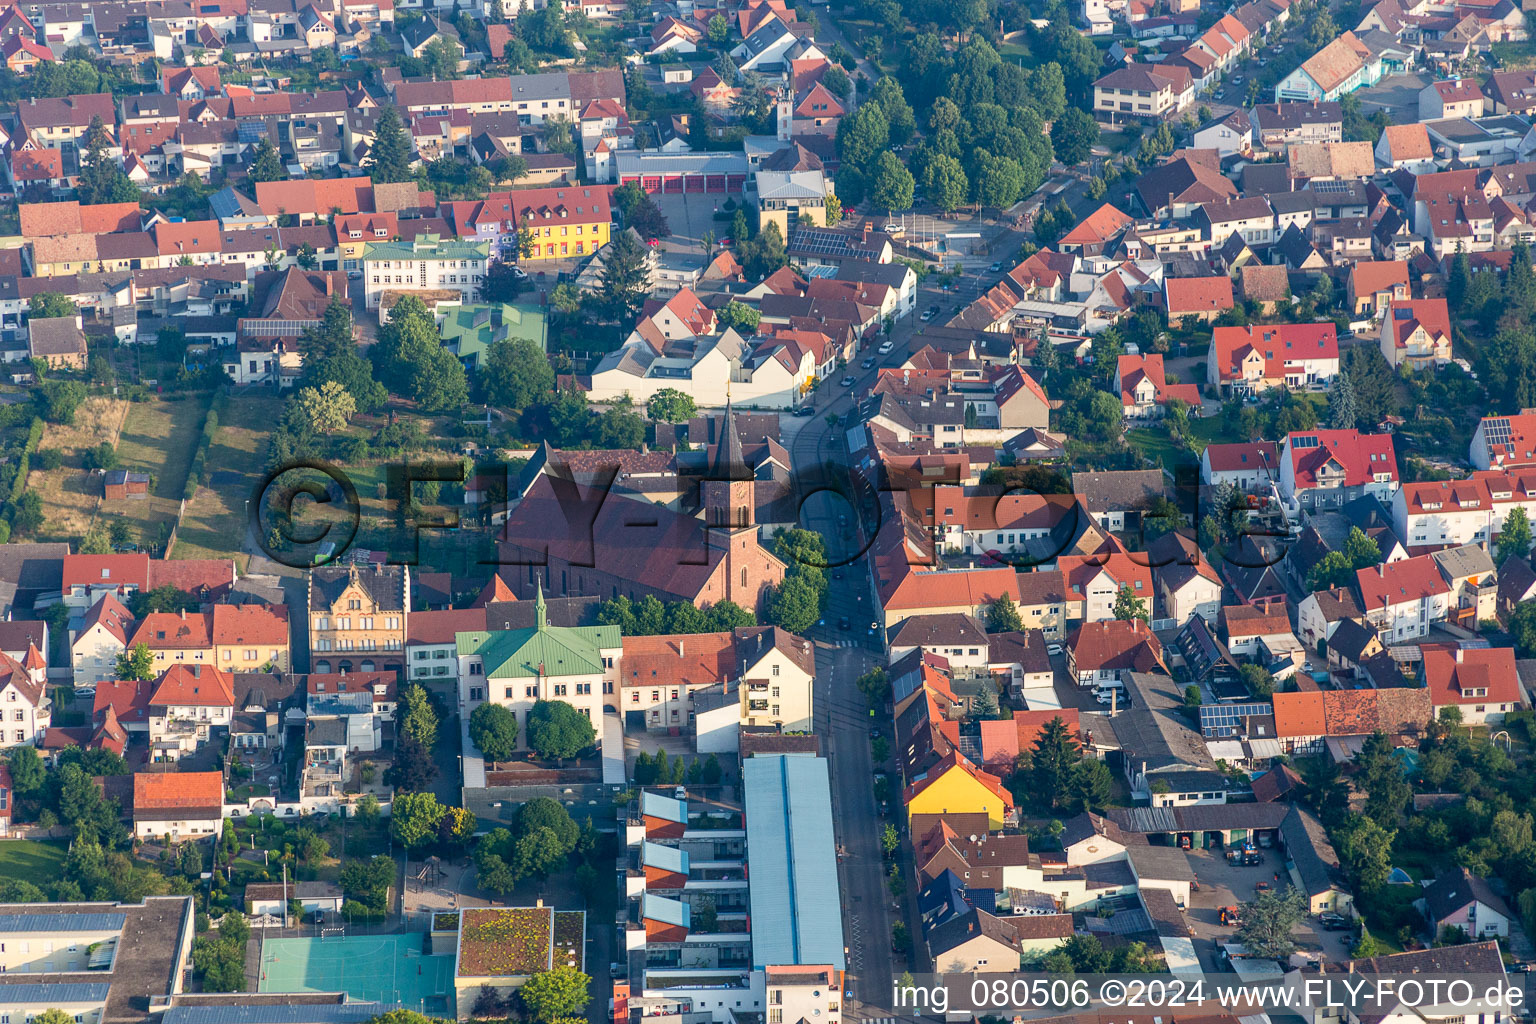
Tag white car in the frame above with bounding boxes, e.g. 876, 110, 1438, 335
878, 341, 895, 354
1046, 643, 1063, 656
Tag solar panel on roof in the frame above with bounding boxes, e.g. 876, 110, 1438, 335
1484, 417, 1512, 447
237, 120, 265, 143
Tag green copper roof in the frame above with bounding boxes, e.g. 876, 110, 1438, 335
455, 623, 620, 679
362, 236, 490, 261
440, 302, 549, 366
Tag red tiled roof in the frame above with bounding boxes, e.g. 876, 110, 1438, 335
130, 611, 211, 650
1284, 429, 1398, 490
1059, 204, 1133, 249
64, 553, 151, 592
406, 607, 488, 645
1210, 322, 1339, 384
1067, 619, 1165, 673
13, 148, 62, 181
93, 678, 155, 726
1350, 260, 1412, 297
1164, 276, 1235, 315
134, 770, 223, 812
1203, 440, 1281, 473
620, 632, 736, 689
1421, 643, 1520, 708
1383, 298, 1452, 351
148, 664, 235, 708
1058, 552, 1154, 601
211, 604, 290, 646
78, 591, 134, 645
1356, 553, 1451, 610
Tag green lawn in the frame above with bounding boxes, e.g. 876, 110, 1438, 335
1127, 428, 1199, 472
0, 838, 69, 888
113, 396, 208, 551
173, 393, 284, 568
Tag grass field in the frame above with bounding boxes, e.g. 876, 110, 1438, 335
0, 838, 68, 889
26, 397, 132, 543
173, 394, 284, 568
107, 396, 206, 551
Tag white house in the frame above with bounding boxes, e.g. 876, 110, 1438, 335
70, 591, 135, 686
0, 651, 48, 747
1356, 556, 1451, 642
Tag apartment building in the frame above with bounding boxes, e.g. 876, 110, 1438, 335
307, 562, 409, 675
360, 236, 489, 309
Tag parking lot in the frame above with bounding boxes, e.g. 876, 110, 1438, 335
1353, 71, 1431, 122
1184, 846, 1355, 969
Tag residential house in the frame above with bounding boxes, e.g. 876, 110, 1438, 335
1207, 322, 1339, 396
1418, 866, 1512, 939
1115, 353, 1202, 420
1357, 555, 1452, 642
1380, 297, 1453, 368
130, 770, 225, 841
1420, 643, 1520, 724
146, 664, 235, 762
1163, 276, 1235, 322
1279, 429, 1400, 511
1347, 260, 1411, 317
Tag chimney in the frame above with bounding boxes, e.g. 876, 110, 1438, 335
679, 639, 685, 658
1455, 647, 1463, 662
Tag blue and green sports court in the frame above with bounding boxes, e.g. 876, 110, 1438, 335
258, 933, 456, 1016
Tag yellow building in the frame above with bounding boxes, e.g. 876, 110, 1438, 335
903, 753, 1014, 830
756, 170, 832, 237
308, 562, 409, 675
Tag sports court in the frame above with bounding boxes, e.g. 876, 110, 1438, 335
259, 933, 456, 1016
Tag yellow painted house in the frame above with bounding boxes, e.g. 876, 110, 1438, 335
903, 752, 1015, 830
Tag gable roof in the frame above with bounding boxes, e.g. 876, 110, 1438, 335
1164, 275, 1235, 315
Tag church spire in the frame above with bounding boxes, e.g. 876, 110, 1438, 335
711, 397, 750, 482
534, 578, 546, 630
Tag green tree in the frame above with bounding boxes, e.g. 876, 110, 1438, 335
766, 573, 820, 633
715, 300, 761, 335
526, 700, 597, 762
422, 36, 462, 79
29, 293, 76, 320
519, 796, 579, 852
1239, 662, 1276, 698
390, 790, 449, 850
365, 1011, 451, 1024
597, 229, 650, 324
371, 296, 469, 412
1354, 730, 1410, 826
1342, 526, 1381, 570
868, 151, 915, 213
1499, 506, 1533, 565
1112, 584, 1148, 622
1336, 813, 1396, 893
706, 12, 728, 42
1329, 367, 1358, 429
920, 153, 969, 213
76, 115, 140, 205
468, 703, 519, 762
293, 380, 355, 434
368, 105, 417, 184
1050, 107, 1100, 166
1237, 887, 1308, 960
367, 105, 415, 183
986, 594, 1023, 633
116, 642, 155, 681
341, 855, 395, 914
1027, 716, 1082, 812
397, 684, 440, 749
646, 388, 697, 423
513, 827, 568, 878
6, 745, 44, 795
481, 337, 554, 412
519, 966, 591, 1023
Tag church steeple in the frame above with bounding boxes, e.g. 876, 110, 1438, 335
534, 579, 547, 630
704, 399, 755, 533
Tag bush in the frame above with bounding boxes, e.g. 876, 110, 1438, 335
34, 448, 62, 470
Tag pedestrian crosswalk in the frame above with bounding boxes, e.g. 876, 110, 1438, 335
833, 639, 860, 648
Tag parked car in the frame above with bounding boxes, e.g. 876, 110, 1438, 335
1255, 881, 1272, 893
840, 376, 856, 387
878, 340, 894, 354
920, 308, 936, 322
989, 261, 1004, 272
1046, 643, 1063, 656
793, 404, 816, 416
1319, 913, 1350, 931
862, 357, 876, 369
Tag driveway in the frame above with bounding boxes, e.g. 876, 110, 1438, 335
1184, 845, 1351, 968
1354, 71, 1430, 120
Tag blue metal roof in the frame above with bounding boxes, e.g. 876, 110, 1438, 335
641, 841, 689, 875
0, 914, 126, 934
0, 983, 112, 1004
640, 791, 687, 824
162, 1005, 393, 1024
742, 756, 846, 970
640, 893, 690, 929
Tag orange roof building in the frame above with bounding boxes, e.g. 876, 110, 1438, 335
1058, 203, 1133, 255
131, 771, 225, 838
